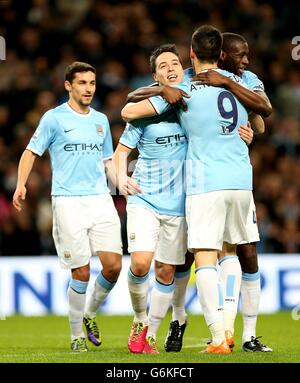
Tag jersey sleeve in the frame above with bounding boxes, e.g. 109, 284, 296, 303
243, 71, 265, 92
218, 69, 249, 89
148, 81, 190, 114
119, 121, 143, 149
26, 110, 56, 156
148, 95, 171, 115
102, 117, 114, 160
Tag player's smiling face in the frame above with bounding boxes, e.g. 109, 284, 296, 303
153, 52, 184, 86
222, 41, 249, 76
65, 70, 96, 107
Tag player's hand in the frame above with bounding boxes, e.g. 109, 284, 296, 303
12, 186, 27, 212
161, 85, 190, 111
119, 176, 143, 196
239, 122, 254, 146
191, 69, 227, 87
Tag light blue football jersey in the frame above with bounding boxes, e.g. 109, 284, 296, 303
27, 103, 113, 196
120, 109, 187, 216
184, 67, 194, 80
149, 69, 252, 195
185, 66, 265, 92
241, 70, 265, 92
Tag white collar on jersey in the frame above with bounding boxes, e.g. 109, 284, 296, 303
66, 102, 92, 117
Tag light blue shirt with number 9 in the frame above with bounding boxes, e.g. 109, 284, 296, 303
149, 69, 252, 195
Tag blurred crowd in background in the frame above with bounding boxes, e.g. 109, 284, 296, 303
0, 0, 299, 256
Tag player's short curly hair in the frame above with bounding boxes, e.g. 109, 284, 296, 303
222, 32, 247, 53
65, 61, 96, 83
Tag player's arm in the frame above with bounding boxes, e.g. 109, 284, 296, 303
127, 85, 189, 110
121, 85, 190, 121
121, 100, 157, 122
127, 84, 159, 102
104, 158, 118, 189
111, 143, 142, 195
193, 70, 272, 117
12, 149, 38, 212
239, 122, 254, 145
248, 113, 265, 134
254, 89, 272, 114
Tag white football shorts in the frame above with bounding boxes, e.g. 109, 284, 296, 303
126, 204, 187, 265
238, 193, 260, 244
52, 194, 122, 269
186, 190, 259, 251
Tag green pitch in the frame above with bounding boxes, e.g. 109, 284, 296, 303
0, 312, 299, 363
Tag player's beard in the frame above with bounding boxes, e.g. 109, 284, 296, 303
79, 96, 92, 106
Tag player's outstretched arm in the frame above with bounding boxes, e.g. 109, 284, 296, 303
127, 84, 190, 108
123, 86, 189, 122
127, 84, 160, 103
121, 100, 158, 122
193, 70, 272, 117
12, 149, 38, 212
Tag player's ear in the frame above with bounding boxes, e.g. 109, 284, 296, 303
220, 50, 226, 60
190, 46, 195, 60
152, 73, 157, 82
64, 80, 72, 92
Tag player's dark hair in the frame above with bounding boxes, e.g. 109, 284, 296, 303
65, 61, 96, 83
149, 44, 182, 74
222, 32, 247, 53
191, 25, 222, 63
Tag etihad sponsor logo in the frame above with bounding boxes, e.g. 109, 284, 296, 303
155, 133, 187, 145
64, 143, 103, 151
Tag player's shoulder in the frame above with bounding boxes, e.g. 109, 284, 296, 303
51, 103, 68, 114
242, 70, 259, 81
242, 70, 265, 91
39, 104, 63, 124
127, 113, 162, 128
174, 78, 190, 92
218, 69, 244, 84
184, 67, 194, 80
126, 118, 142, 129
90, 107, 109, 124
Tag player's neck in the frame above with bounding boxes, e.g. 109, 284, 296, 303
67, 100, 90, 114
194, 61, 219, 73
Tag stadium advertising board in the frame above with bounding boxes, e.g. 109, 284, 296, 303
0, 255, 299, 316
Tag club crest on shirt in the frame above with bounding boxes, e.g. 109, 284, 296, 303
96, 125, 104, 136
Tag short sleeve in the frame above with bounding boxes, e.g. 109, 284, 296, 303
27, 110, 56, 156
119, 121, 143, 149
148, 95, 171, 115
102, 117, 114, 160
243, 71, 265, 92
